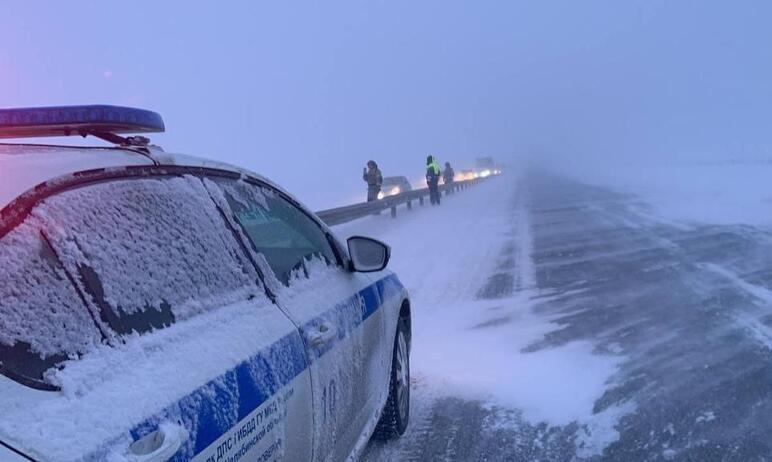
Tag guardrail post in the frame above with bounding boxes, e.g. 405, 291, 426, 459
419, 196, 424, 206
407, 200, 412, 210
391, 205, 397, 218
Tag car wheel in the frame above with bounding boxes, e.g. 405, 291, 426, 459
373, 317, 410, 440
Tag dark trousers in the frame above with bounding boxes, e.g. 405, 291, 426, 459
367, 187, 380, 202
428, 181, 441, 205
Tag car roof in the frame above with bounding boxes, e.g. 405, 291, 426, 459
0, 143, 286, 211
0, 143, 155, 209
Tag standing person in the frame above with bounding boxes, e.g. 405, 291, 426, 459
442, 161, 455, 193
363, 160, 383, 202
426, 155, 441, 205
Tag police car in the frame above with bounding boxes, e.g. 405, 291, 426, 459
0, 106, 411, 462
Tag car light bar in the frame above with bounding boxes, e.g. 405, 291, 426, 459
0, 105, 164, 139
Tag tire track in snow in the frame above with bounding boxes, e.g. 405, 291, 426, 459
523, 172, 772, 460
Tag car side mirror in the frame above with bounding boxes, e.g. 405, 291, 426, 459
347, 236, 390, 272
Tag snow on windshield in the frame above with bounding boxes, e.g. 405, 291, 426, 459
0, 219, 102, 359
35, 175, 260, 323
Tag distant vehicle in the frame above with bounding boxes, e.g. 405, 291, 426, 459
475, 157, 496, 178
459, 169, 477, 181
0, 105, 412, 462
378, 175, 412, 200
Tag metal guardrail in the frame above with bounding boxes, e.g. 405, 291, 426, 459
316, 176, 491, 226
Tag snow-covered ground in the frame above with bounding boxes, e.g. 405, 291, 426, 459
560, 160, 772, 229
342, 167, 772, 460
335, 174, 628, 458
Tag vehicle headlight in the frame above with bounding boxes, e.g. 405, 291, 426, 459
377, 191, 384, 200
480, 169, 491, 178
391, 187, 400, 195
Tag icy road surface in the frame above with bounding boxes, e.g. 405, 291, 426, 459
336, 171, 772, 461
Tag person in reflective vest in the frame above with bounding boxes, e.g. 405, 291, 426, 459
363, 160, 383, 202
442, 162, 455, 193
426, 155, 441, 205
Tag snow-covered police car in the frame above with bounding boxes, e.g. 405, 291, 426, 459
0, 106, 411, 462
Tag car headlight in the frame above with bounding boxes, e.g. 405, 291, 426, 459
377, 191, 384, 200
391, 187, 400, 195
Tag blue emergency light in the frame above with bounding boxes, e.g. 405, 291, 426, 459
0, 105, 164, 140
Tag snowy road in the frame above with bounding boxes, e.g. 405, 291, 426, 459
339, 171, 772, 461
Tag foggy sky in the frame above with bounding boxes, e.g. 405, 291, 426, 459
2, 1, 771, 208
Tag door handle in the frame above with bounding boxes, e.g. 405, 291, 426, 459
126, 423, 188, 462
307, 322, 338, 347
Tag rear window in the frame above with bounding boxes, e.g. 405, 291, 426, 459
0, 174, 261, 387
40, 175, 261, 334
0, 219, 103, 388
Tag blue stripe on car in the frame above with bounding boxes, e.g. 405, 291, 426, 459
375, 273, 404, 308
122, 331, 308, 461
302, 274, 402, 360
115, 274, 402, 462
360, 282, 380, 321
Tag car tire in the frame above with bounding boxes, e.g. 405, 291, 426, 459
372, 317, 410, 440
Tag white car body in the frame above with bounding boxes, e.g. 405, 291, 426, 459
0, 142, 410, 462
377, 176, 412, 200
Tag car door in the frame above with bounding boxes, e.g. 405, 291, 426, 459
202, 175, 390, 461
0, 171, 314, 462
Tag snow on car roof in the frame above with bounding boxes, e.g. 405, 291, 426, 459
0, 143, 318, 229
153, 151, 321, 222
0, 143, 154, 209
